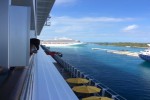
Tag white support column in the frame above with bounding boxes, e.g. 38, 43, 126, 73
9, 6, 31, 67
0, 1, 31, 69
0, 0, 10, 69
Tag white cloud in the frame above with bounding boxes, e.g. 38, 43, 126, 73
55, 0, 76, 5
79, 17, 134, 22
51, 16, 135, 23
39, 16, 137, 40
122, 24, 138, 32
48, 16, 136, 34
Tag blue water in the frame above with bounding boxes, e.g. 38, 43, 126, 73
50, 44, 150, 100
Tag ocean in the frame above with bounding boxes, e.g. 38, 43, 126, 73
50, 44, 150, 100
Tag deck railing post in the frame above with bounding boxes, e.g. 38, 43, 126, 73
73, 68, 76, 77
88, 79, 92, 85
102, 88, 107, 96
111, 95, 116, 100
95, 83, 99, 87
70, 67, 73, 77
68, 65, 71, 72
76, 70, 79, 77
80, 72, 83, 78
75, 69, 77, 77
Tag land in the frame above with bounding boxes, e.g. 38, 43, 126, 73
93, 42, 150, 48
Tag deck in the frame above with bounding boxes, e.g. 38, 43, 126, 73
31, 47, 78, 100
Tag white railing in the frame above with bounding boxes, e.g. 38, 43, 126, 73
22, 48, 79, 100
20, 54, 35, 100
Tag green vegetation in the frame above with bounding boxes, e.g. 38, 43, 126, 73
94, 42, 150, 48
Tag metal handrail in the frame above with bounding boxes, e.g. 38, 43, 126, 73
53, 54, 127, 100
20, 54, 35, 100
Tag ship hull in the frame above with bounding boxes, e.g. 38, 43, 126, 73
139, 54, 150, 62
42, 42, 85, 47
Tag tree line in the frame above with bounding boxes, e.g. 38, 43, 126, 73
94, 42, 150, 48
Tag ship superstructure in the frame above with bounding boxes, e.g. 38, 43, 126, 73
0, 0, 78, 100
0, 0, 126, 100
41, 37, 85, 47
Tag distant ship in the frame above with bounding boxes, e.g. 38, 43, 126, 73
139, 44, 150, 62
41, 37, 86, 47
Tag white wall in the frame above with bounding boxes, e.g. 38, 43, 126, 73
9, 6, 31, 67
0, 0, 9, 69
0, 1, 33, 69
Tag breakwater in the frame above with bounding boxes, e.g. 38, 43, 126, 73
106, 50, 139, 57
92, 48, 139, 57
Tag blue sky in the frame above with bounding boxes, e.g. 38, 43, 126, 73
38, 0, 150, 42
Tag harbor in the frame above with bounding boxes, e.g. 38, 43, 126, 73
50, 44, 150, 100
0, 0, 150, 100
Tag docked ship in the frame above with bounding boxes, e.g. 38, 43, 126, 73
0, 0, 126, 100
41, 37, 86, 47
0, 0, 78, 100
139, 44, 150, 62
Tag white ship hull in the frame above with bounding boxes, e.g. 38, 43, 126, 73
138, 44, 150, 62
42, 42, 85, 47
41, 37, 86, 47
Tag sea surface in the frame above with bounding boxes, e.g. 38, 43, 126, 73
50, 44, 150, 100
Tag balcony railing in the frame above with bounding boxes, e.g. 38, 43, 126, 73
20, 48, 78, 100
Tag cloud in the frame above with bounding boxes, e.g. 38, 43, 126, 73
122, 24, 139, 32
51, 16, 135, 23
55, 0, 76, 5
48, 16, 136, 34
79, 17, 134, 22
39, 16, 137, 40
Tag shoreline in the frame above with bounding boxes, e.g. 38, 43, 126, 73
97, 44, 148, 48
92, 42, 149, 48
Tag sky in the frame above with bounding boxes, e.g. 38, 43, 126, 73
38, 0, 150, 42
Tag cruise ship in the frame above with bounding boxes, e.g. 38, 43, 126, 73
0, 0, 126, 100
139, 44, 150, 62
41, 37, 85, 47
0, 0, 78, 100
